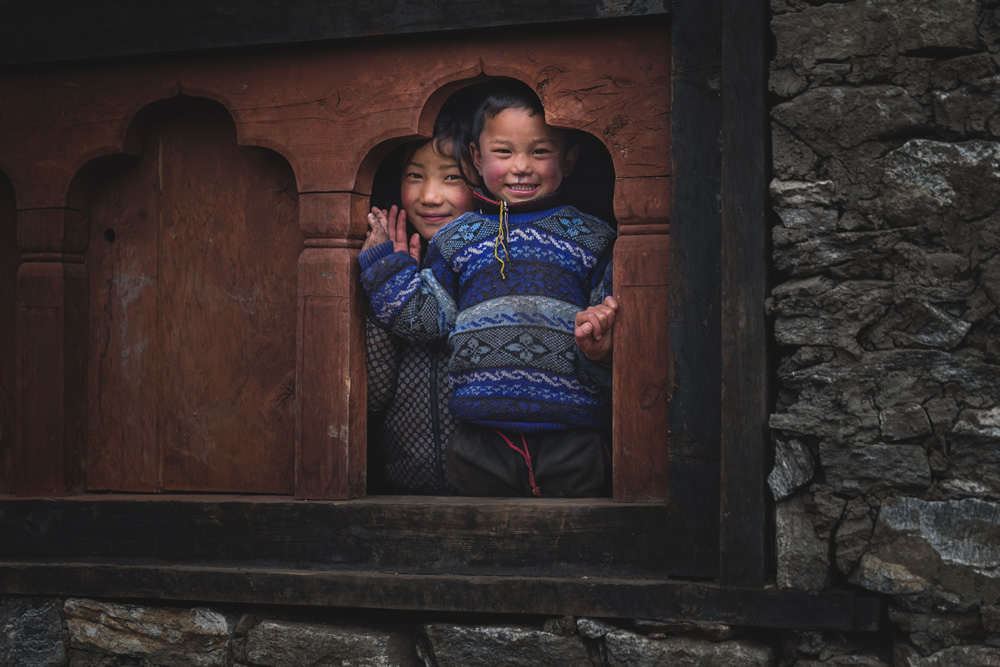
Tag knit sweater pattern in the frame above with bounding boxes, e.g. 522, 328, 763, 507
359, 194, 615, 432
365, 319, 455, 494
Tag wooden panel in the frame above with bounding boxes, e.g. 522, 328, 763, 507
158, 104, 300, 492
719, 0, 769, 588
15, 262, 87, 496
87, 100, 301, 493
86, 148, 161, 491
613, 232, 671, 501
0, 1, 668, 66
0, 175, 13, 494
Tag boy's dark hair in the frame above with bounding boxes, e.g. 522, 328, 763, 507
471, 78, 545, 146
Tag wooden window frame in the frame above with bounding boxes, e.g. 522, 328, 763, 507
0, 1, 880, 630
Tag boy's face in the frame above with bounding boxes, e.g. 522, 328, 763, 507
471, 107, 578, 204
400, 142, 476, 241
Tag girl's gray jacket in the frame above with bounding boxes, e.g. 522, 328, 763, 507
365, 318, 455, 494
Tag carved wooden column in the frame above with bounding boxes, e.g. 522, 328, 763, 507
15, 207, 88, 496
295, 192, 368, 499
613, 223, 671, 502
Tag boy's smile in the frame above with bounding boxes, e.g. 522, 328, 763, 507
472, 107, 577, 204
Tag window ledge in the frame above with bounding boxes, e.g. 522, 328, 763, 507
0, 496, 880, 630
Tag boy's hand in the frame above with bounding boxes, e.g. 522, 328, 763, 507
362, 206, 391, 251
574, 296, 618, 365
386, 205, 422, 263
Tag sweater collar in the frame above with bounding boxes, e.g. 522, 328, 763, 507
472, 188, 566, 217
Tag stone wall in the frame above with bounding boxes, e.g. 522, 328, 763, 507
769, 0, 1000, 664
1, 597, 780, 666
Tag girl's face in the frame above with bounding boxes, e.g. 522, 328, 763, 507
471, 107, 577, 204
400, 142, 475, 241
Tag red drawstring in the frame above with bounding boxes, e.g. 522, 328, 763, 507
495, 430, 542, 497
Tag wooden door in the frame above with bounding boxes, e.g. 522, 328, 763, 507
86, 99, 301, 493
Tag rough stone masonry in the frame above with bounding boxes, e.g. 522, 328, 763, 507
768, 0, 1000, 663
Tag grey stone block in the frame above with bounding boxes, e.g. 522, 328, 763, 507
1, 597, 67, 667
64, 599, 232, 667
245, 620, 419, 667
851, 498, 1000, 611
424, 624, 598, 667
605, 632, 774, 667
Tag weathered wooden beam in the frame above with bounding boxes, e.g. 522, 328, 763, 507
0, 561, 880, 631
667, 0, 724, 560
0, 496, 713, 579
0, 0, 668, 66
719, 0, 770, 588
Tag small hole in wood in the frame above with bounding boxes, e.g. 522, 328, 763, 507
103, 228, 116, 243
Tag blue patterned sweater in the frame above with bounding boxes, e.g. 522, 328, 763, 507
359, 191, 615, 432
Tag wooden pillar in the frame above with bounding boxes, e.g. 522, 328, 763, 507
613, 223, 671, 502
294, 192, 368, 499
719, 0, 769, 588
15, 207, 88, 496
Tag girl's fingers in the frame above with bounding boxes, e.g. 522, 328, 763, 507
408, 233, 421, 263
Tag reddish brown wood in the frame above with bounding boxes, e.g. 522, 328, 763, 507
0, 18, 671, 499
87, 100, 301, 493
613, 231, 671, 501
0, 174, 14, 494
614, 177, 671, 226
15, 259, 87, 496
295, 244, 367, 499
86, 142, 161, 491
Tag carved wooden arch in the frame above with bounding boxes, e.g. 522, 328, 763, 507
81, 96, 303, 494
333, 33, 671, 500
350, 72, 621, 228
3, 17, 670, 499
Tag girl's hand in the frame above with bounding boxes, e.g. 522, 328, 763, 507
385, 204, 421, 263
362, 206, 391, 251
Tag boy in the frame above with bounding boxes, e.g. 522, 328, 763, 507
361, 81, 617, 497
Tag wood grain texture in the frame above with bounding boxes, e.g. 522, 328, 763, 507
87, 100, 301, 493
719, 0, 770, 588
296, 248, 367, 499
15, 261, 87, 496
0, 559, 879, 630
0, 175, 13, 494
613, 233, 671, 501
0, 497, 715, 579
0, 20, 669, 207
668, 0, 723, 465
0, 1, 668, 66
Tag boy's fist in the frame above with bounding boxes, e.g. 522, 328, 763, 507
574, 295, 618, 364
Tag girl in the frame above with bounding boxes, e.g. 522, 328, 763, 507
359, 116, 477, 494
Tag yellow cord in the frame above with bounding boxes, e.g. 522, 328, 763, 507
493, 199, 511, 279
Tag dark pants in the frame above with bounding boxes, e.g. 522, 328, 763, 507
445, 423, 610, 498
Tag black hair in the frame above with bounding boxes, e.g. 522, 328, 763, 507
466, 78, 578, 186
470, 78, 545, 146
397, 114, 470, 185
